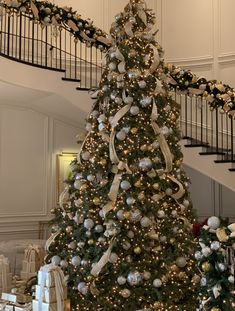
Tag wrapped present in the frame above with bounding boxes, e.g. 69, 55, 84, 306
1, 293, 17, 303
34, 264, 67, 311
0, 256, 12, 294
0, 300, 32, 311
32, 299, 70, 311
35, 286, 67, 304
20, 245, 44, 281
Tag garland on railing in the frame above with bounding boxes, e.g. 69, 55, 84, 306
165, 63, 235, 117
1, 0, 235, 116
0, 0, 110, 50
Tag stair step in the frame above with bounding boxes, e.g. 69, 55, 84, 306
62, 77, 81, 83
214, 155, 235, 164
199, 146, 226, 156
76, 87, 91, 91
229, 168, 235, 172
184, 138, 209, 148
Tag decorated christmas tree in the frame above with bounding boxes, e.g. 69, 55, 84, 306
47, 0, 199, 310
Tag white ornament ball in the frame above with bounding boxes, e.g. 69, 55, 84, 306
218, 263, 226, 272
124, 96, 134, 104
87, 174, 95, 182
127, 231, 134, 239
152, 141, 160, 149
77, 282, 88, 295
71, 256, 81, 266
140, 217, 151, 228
91, 110, 99, 118
159, 236, 167, 243
138, 80, 147, 88
195, 251, 202, 260
201, 247, 212, 257
85, 230, 91, 237
161, 126, 170, 136
207, 216, 220, 230
115, 97, 122, 105
98, 123, 105, 131
109, 62, 117, 71
153, 279, 162, 288
210, 241, 221, 251
84, 219, 95, 230
51, 255, 61, 266
60, 260, 68, 268
171, 210, 178, 218
116, 131, 126, 141
130, 106, 140, 116
81, 151, 91, 161
117, 276, 126, 285
69, 241, 77, 249
165, 188, 173, 196
98, 114, 107, 123
74, 180, 83, 190
109, 253, 118, 263
228, 275, 234, 284
120, 289, 131, 298
176, 257, 187, 268
139, 158, 152, 170
157, 210, 165, 219
127, 271, 142, 286
122, 241, 131, 250
95, 225, 103, 233
117, 210, 124, 220
126, 197, 135, 206
120, 180, 131, 190
183, 200, 190, 208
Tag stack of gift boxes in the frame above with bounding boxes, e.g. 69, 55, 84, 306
32, 264, 70, 311
0, 255, 12, 295
20, 245, 44, 281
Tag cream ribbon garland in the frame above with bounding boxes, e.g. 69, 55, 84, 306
90, 238, 115, 277
124, 21, 134, 37
67, 19, 79, 32
167, 175, 185, 200
45, 229, 61, 253
30, 0, 39, 19
59, 185, 69, 211
151, 102, 172, 173
77, 131, 91, 165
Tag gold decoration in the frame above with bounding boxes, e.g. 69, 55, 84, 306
123, 211, 131, 219
140, 144, 147, 151
100, 159, 107, 166
65, 226, 73, 233
80, 183, 88, 191
211, 308, 221, 311
88, 240, 94, 246
170, 264, 178, 272
202, 261, 211, 272
134, 247, 142, 254
216, 228, 229, 242
86, 275, 93, 281
178, 272, 186, 279
131, 127, 138, 134
175, 159, 182, 167
153, 183, 160, 190
93, 197, 101, 205
134, 180, 141, 188
171, 113, 177, 121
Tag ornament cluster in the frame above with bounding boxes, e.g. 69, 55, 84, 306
196, 216, 235, 311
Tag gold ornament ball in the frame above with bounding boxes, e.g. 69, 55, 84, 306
170, 238, 175, 244
170, 264, 178, 272
171, 113, 177, 121
175, 159, 182, 167
100, 159, 107, 166
178, 272, 186, 279
93, 197, 101, 206
65, 226, 73, 233
153, 183, 160, 190
211, 308, 221, 311
88, 239, 94, 246
140, 144, 147, 151
123, 211, 131, 219
153, 302, 161, 308
134, 247, 142, 254
131, 127, 138, 134
80, 183, 88, 191
202, 262, 211, 272
86, 275, 93, 281
134, 180, 141, 188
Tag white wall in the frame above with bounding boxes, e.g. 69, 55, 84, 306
0, 103, 81, 241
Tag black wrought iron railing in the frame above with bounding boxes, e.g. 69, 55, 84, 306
175, 92, 235, 172
0, 5, 104, 89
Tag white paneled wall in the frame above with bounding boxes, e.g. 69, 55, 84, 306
0, 104, 80, 241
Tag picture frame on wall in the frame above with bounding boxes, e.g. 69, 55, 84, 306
56, 153, 77, 203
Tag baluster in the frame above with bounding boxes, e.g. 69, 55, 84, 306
19, 12, 22, 60
45, 26, 48, 67
90, 47, 93, 88
7, 15, 10, 55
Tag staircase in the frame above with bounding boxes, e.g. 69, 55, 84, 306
0, 1, 234, 192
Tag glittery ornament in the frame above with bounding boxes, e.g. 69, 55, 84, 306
93, 197, 101, 205
153, 279, 162, 288
117, 276, 126, 285
201, 261, 211, 272
130, 106, 140, 115
51, 255, 61, 266
71, 256, 81, 266
207, 216, 220, 230
120, 180, 131, 190
77, 282, 88, 295
127, 271, 142, 286
176, 257, 187, 268
134, 247, 142, 254
120, 289, 131, 298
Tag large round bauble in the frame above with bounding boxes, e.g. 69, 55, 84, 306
93, 197, 101, 206
127, 271, 142, 286
120, 289, 131, 298
126, 197, 135, 206
127, 231, 134, 239
117, 276, 126, 285
130, 106, 140, 115
207, 216, 220, 230
87, 174, 95, 182
95, 225, 103, 233
81, 151, 91, 161
201, 247, 212, 257
140, 217, 151, 227
60, 260, 68, 268
77, 282, 88, 295
74, 180, 84, 190
51, 255, 61, 266
115, 97, 123, 104
71, 256, 81, 266
84, 219, 95, 230
116, 131, 126, 141
175, 257, 187, 268
201, 261, 211, 272
120, 180, 131, 190
69, 241, 77, 249
109, 253, 118, 263
153, 279, 162, 288
157, 210, 165, 219
228, 275, 234, 283
139, 158, 152, 170
124, 96, 133, 104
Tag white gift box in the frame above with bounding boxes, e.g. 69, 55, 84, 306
32, 299, 70, 311
1, 293, 17, 303
37, 271, 55, 288
35, 285, 67, 303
